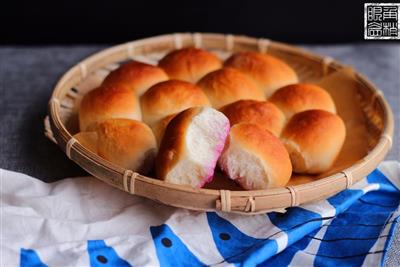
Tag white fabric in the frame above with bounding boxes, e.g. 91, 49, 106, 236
1, 161, 399, 266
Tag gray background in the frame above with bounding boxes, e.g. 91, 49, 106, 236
0, 44, 399, 265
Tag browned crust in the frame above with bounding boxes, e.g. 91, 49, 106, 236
140, 80, 210, 125
156, 107, 201, 180
220, 100, 285, 136
225, 51, 298, 96
230, 123, 292, 187
151, 113, 177, 145
79, 84, 140, 131
281, 109, 346, 153
102, 61, 168, 96
97, 118, 157, 173
158, 47, 222, 82
73, 131, 98, 154
269, 83, 336, 118
197, 68, 265, 109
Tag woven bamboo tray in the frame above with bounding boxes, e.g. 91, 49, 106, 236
44, 33, 394, 215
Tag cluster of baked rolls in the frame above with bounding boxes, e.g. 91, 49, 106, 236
76, 47, 346, 190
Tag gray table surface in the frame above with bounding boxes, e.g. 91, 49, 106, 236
0, 44, 399, 265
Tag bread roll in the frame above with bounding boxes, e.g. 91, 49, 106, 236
150, 114, 176, 146
269, 83, 336, 119
97, 119, 157, 174
158, 47, 222, 82
220, 100, 285, 136
156, 107, 230, 188
218, 123, 292, 190
140, 80, 210, 126
197, 68, 265, 109
102, 61, 168, 96
281, 110, 346, 174
225, 51, 298, 97
79, 84, 141, 131
73, 132, 98, 154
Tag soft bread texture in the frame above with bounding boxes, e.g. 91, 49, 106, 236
156, 107, 230, 188
73, 132, 98, 154
281, 110, 346, 174
140, 80, 211, 127
225, 51, 298, 97
197, 68, 265, 109
102, 61, 168, 96
220, 100, 285, 136
269, 83, 336, 119
218, 123, 292, 190
79, 84, 141, 131
158, 48, 222, 83
97, 119, 157, 174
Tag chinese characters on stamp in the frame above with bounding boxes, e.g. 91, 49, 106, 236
365, 3, 400, 39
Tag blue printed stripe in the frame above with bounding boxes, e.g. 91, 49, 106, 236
257, 207, 326, 266
268, 207, 326, 243
367, 169, 398, 191
313, 170, 400, 267
87, 240, 131, 267
20, 249, 47, 267
327, 188, 366, 214
260, 227, 321, 266
207, 212, 277, 266
150, 224, 205, 267
16, 168, 400, 267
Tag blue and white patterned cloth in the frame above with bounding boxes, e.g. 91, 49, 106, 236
2, 161, 399, 267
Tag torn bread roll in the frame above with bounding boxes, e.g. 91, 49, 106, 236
102, 61, 168, 96
218, 123, 292, 190
269, 83, 336, 119
150, 114, 176, 146
140, 80, 210, 127
225, 51, 298, 97
156, 107, 230, 188
197, 68, 265, 109
96, 119, 157, 174
281, 110, 346, 174
79, 84, 141, 131
220, 100, 285, 137
158, 47, 222, 83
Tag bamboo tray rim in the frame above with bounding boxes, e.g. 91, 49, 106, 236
46, 32, 394, 214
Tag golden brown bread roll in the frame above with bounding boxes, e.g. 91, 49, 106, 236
79, 84, 141, 131
197, 68, 265, 109
150, 114, 176, 146
73, 132, 98, 154
225, 51, 298, 97
269, 83, 336, 119
102, 61, 168, 96
220, 100, 285, 136
218, 123, 292, 190
156, 107, 230, 188
280, 110, 346, 174
97, 119, 157, 174
158, 47, 222, 82
140, 80, 210, 127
